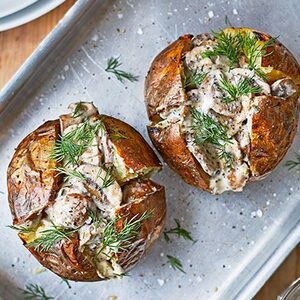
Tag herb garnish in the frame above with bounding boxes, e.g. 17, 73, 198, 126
71, 102, 84, 118
60, 278, 71, 289
190, 108, 233, 167
183, 71, 206, 88
95, 211, 151, 258
88, 209, 102, 229
202, 31, 240, 67
26, 224, 79, 252
202, 30, 276, 77
238, 33, 276, 78
105, 57, 139, 83
163, 219, 196, 243
50, 119, 104, 166
166, 255, 186, 273
219, 74, 262, 104
21, 283, 53, 300
7, 224, 33, 234
285, 153, 300, 170
95, 165, 115, 190
224, 15, 233, 28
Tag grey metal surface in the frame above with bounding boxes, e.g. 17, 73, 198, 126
0, 0, 300, 299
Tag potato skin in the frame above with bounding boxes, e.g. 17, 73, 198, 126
145, 28, 300, 190
102, 115, 161, 176
7, 113, 166, 281
7, 120, 61, 224
145, 34, 210, 191
147, 124, 210, 190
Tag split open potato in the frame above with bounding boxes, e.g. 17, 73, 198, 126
7, 102, 166, 281
145, 27, 300, 194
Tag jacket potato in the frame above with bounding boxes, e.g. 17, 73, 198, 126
7, 102, 166, 281
145, 27, 300, 194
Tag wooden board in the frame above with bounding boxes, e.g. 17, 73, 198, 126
0, 0, 299, 299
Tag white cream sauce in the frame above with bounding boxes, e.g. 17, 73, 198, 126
182, 37, 273, 194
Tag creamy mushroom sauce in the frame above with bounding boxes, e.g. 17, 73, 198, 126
154, 31, 296, 194
34, 103, 132, 279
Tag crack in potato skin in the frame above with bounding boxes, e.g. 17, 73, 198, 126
7, 107, 166, 281
145, 28, 300, 193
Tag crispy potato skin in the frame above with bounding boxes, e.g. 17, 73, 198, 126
145, 28, 300, 189
7, 120, 61, 224
102, 115, 161, 174
116, 179, 166, 270
250, 30, 300, 178
27, 234, 100, 281
8, 114, 166, 281
145, 34, 210, 191
145, 34, 193, 121
250, 94, 299, 178
148, 124, 210, 190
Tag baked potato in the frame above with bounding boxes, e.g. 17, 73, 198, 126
7, 102, 166, 281
145, 27, 300, 194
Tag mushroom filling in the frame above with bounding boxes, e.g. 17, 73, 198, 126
182, 30, 297, 193
20, 103, 152, 279
154, 29, 297, 194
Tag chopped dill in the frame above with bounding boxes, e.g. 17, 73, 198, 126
26, 224, 79, 252
183, 71, 206, 88
95, 211, 152, 258
105, 57, 139, 83
21, 283, 53, 300
163, 219, 196, 243
219, 74, 262, 104
166, 255, 186, 273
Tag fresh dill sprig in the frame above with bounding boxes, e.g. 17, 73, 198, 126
109, 129, 129, 141
105, 57, 139, 83
190, 108, 231, 147
219, 74, 262, 104
190, 108, 233, 167
88, 209, 102, 229
95, 211, 152, 258
183, 71, 206, 88
218, 147, 234, 168
202, 31, 240, 67
71, 102, 84, 118
21, 283, 53, 300
163, 219, 196, 243
96, 166, 115, 190
166, 255, 186, 273
238, 32, 276, 78
285, 153, 300, 170
50, 119, 104, 165
55, 167, 85, 182
60, 278, 71, 289
224, 15, 233, 28
26, 224, 78, 252
7, 224, 33, 234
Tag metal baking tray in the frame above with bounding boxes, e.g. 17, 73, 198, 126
1, 1, 300, 299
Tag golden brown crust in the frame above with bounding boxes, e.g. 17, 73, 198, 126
254, 30, 300, 85
116, 179, 166, 270
145, 34, 193, 121
8, 112, 166, 281
250, 94, 299, 178
145, 28, 300, 191
145, 34, 210, 191
102, 115, 161, 175
7, 120, 61, 224
27, 234, 100, 281
148, 124, 210, 190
